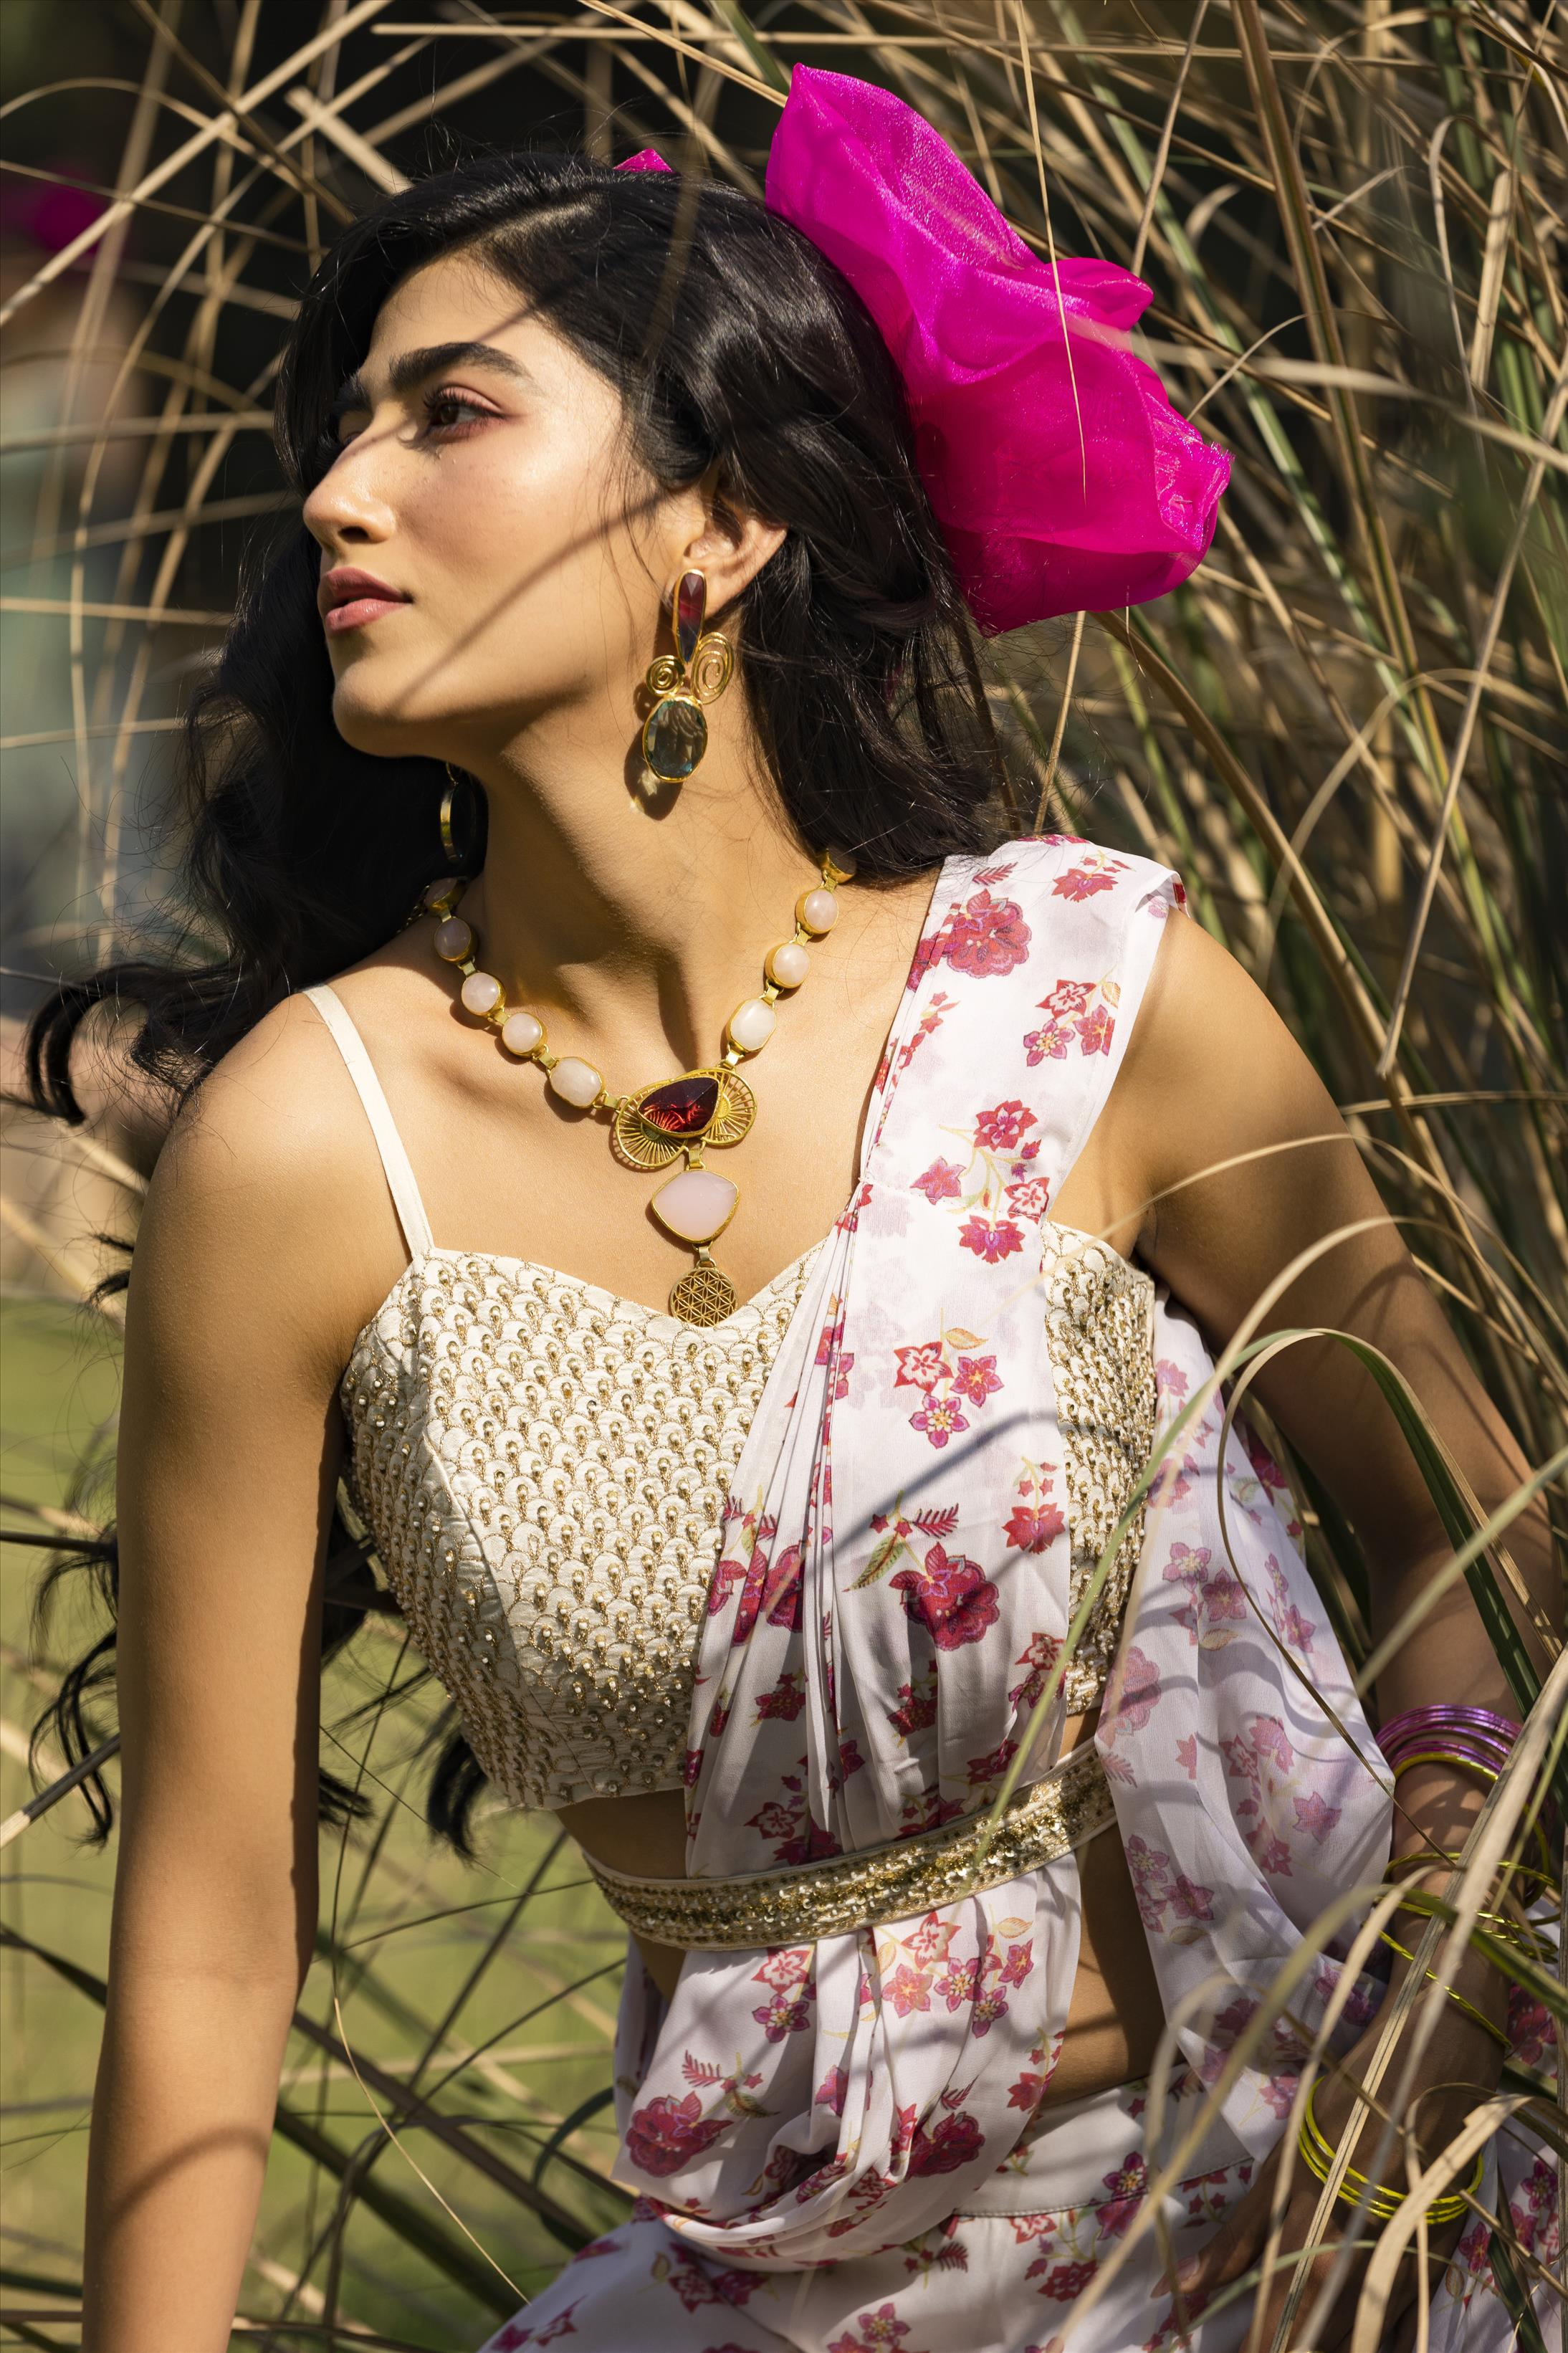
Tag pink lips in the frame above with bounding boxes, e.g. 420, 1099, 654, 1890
320, 565, 410, 636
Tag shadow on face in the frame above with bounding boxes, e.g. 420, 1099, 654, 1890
302, 253, 684, 765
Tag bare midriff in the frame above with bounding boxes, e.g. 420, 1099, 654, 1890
558, 1707, 1166, 2114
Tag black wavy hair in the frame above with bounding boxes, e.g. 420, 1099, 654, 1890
26, 149, 1013, 1853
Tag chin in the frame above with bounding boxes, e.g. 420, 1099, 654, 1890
330, 674, 438, 760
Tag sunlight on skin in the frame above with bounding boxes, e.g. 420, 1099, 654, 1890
300, 252, 1182, 2086
33, 106, 1559, 2347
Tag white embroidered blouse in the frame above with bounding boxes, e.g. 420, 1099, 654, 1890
319, 992, 1157, 1815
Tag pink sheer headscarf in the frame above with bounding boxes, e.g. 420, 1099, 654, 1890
618, 67, 1228, 633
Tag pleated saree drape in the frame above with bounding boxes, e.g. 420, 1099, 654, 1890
479, 840, 1555, 2350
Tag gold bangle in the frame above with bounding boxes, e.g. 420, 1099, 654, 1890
1386, 1850, 1544, 1888
1296, 2129, 1404, 2221
1384, 1847, 1465, 1877
1298, 2084, 1481, 2227
1390, 1886, 1549, 1965
1388, 1756, 1557, 1891
1377, 1929, 1511, 2050
1392, 1749, 1501, 1785
1301, 2081, 1478, 2220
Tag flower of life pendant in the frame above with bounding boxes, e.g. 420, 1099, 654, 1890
668, 1253, 740, 1327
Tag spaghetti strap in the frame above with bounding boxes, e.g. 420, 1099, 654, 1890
304, 984, 434, 1261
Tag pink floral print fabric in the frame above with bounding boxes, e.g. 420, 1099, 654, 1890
481, 2071, 1556, 2349
476, 840, 1553, 2348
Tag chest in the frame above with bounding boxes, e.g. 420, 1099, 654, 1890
362, 897, 938, 1322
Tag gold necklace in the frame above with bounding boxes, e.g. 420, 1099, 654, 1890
421, 849, 856, 1327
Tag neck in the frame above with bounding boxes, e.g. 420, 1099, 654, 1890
451, 717, 826, 1075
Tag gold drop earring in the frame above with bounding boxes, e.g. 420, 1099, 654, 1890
641, 568, 734, 783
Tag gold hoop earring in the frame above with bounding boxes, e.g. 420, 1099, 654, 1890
440, 763, 482, 871
439, 772, 461, 865
641, 569, 734, 783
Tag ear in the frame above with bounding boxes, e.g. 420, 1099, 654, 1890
676, 467, 787, 618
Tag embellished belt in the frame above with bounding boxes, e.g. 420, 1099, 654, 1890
583, 1740, 1117, 1950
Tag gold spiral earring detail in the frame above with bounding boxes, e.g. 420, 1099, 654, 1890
641, 569, 735, 784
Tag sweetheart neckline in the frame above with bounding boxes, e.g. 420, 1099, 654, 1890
340, 1219, 1150, 1387
342, 1233, 828, 1378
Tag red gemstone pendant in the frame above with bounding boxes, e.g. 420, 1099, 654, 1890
638, 1072, 721, 1137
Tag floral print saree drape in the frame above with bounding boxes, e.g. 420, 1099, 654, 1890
480, 840, 1554, 2350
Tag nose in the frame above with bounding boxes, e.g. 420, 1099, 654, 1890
303, 433, 398, 555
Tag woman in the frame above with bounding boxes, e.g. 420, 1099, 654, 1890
39, 68, 1557, 2353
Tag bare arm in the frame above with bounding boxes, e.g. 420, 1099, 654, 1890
1110, 913, 1560, 2345
83, 1001, 389, 2353
1114, 912, 1557, 1784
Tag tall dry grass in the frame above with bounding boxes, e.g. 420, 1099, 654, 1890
0, 0, 1563, 2344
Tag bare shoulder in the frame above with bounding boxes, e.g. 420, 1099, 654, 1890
132, 990, 405, 1389
1105, 909, 1397, 1316
1122, 910, 1339, 1148
1132, 904, 1304, 1078
148, 990, 368, 1233
1080, 905, 1373, 1276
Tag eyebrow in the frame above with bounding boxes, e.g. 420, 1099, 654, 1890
333, 340, 533, 411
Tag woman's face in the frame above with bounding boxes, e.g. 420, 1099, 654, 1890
302, 250, 690, 764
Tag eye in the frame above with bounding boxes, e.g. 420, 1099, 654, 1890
326, 400, 368, 452
421, 385, 497, 438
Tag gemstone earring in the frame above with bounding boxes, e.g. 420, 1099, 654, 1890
641, 568, 735, 784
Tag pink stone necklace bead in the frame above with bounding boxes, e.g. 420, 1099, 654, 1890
421, 848, 854, 1326
727, 997, 776, 1055
767, 941, 811, 989
460, 970, 502, 1017
548, 1056, 604, 1109
502, 1010, 544, 1057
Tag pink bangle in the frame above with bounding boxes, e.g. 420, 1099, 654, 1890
1377, 1707, 1556, 1894
1377, 1704, 1520, 1772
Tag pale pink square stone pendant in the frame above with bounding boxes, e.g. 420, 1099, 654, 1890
651, 1166, 738, 1244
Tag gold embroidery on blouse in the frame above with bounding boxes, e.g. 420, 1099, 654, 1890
340, 1251, 817, 1811
339, 1226, 1155, 1820
1041, 1227, 1157, 1711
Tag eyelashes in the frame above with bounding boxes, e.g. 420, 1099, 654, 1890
320, 385, 499, 460
419, 386, 498, 438
325, 393, 363, 452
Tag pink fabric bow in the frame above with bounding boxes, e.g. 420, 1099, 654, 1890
618, 69, 1229, 631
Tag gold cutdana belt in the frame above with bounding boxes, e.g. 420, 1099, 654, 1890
583, 1740, 1117, 1951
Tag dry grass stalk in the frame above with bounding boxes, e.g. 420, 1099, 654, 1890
0, 0, 1562, 2337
